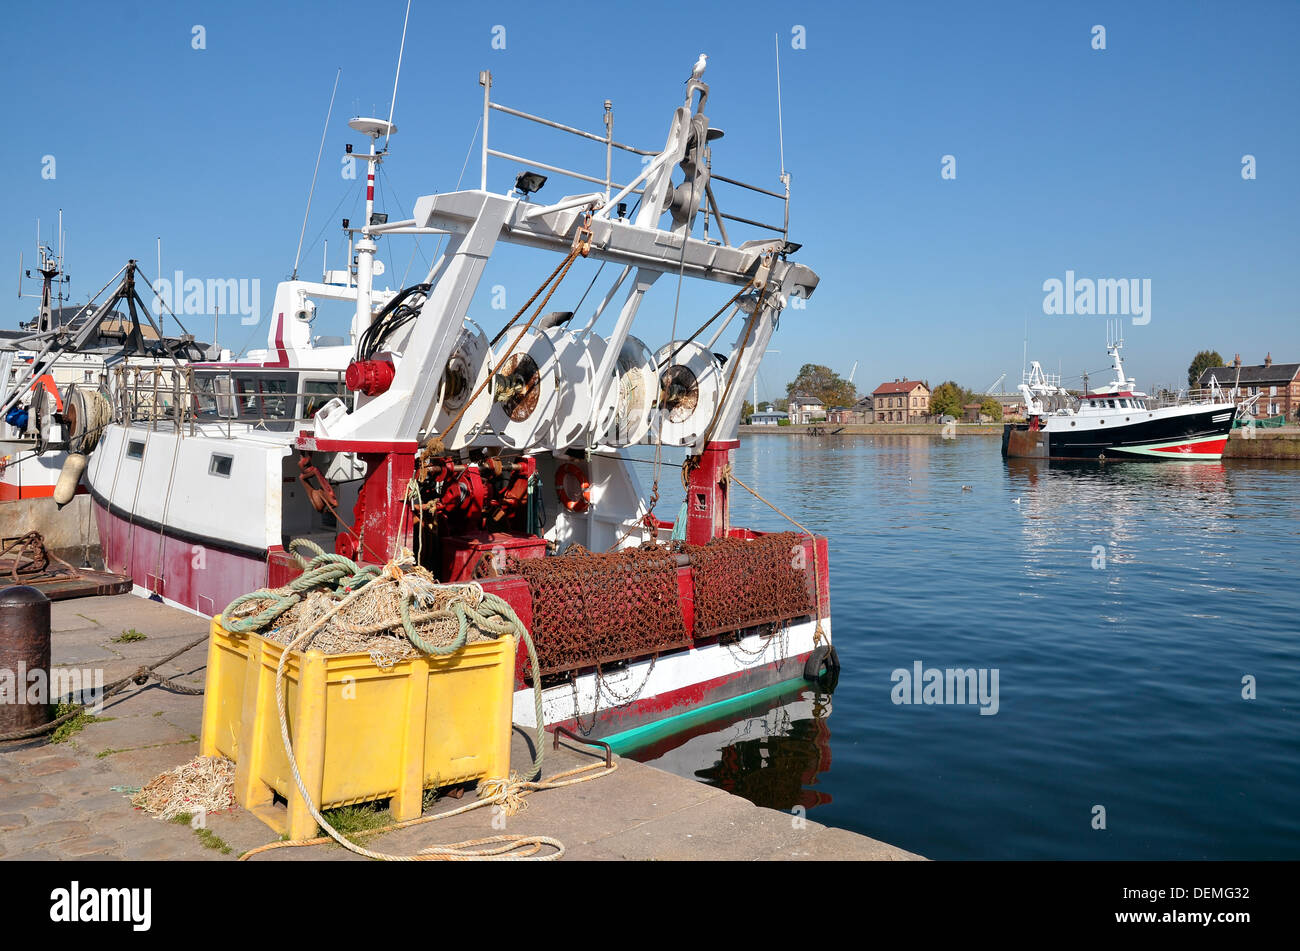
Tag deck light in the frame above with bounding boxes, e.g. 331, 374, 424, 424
370, 212, 388, 226
514, 172, 547, 197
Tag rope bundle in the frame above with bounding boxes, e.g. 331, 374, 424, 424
132, 755, 236, 822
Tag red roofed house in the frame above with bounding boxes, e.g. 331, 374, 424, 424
872, 379, 930, 423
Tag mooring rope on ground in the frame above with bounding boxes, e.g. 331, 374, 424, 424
0, 631, 210, 743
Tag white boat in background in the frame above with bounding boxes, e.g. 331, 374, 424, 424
1004, 335, 1238, 461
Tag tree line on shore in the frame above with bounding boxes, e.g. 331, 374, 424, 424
742, 363, 1003, 422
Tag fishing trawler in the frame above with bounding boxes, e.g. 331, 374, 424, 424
2, 228, 209, 501
61, 64, 833, 739
1003, 336, 1238, 461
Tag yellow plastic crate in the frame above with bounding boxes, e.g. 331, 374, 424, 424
199, 616, 515, 841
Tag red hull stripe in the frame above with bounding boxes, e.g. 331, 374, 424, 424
0, 482, 87, 501
1149, 437, 1229, 454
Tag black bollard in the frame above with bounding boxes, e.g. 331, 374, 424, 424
0, 585, 53, 736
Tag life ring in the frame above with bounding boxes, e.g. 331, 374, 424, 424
32, 374, 63, 412
554, 462, 591, 513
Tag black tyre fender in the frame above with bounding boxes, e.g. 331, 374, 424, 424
803, 645, 840, 681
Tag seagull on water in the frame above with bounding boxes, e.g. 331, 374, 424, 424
688, 54, 707, 83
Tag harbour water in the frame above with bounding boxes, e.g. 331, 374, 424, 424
618, 435, 1300, 860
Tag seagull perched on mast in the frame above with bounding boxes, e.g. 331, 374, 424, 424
688, 53, 707, 82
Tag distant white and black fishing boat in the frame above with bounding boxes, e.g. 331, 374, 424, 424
1004, 336, 1238, 461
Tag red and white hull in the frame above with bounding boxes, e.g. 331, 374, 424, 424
90, 483, 833, 735
513, 616, 830, 738
0, 440, 63, 501
92, 494, 272, 617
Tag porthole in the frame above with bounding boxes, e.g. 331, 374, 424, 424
209, 453, 233, 477
126, 440, 145, 459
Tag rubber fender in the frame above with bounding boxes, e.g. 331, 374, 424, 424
803, 644, 840, 681
54, 452, 87, 508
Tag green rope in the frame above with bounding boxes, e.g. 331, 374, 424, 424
221, 540, 381, 634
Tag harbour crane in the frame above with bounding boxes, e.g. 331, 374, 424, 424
984, 372, 1006, 395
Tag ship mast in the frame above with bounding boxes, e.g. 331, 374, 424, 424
347, 117, 394, 338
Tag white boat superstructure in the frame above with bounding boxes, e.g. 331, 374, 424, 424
1007, 336, 1238, 461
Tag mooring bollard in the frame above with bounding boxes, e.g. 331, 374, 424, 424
0, 585, 53, 735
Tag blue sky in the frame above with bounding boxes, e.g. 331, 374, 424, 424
2, 0, 1296, 400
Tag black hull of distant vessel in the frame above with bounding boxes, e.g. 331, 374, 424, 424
1002, 406, 1236, 461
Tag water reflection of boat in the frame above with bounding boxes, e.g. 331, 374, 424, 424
1005, 456, 1229, 492
1005, 455, 1234, 571
616, 680, 835, 813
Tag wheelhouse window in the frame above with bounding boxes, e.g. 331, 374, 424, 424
235, 375, 296, 420
302, 378, 347, 419
191, 373, 237, 419
126, 440, 145, 459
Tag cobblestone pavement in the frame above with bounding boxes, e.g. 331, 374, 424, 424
1, 595, 922, 861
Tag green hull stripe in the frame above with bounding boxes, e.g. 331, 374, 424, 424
603, 678, 809, 753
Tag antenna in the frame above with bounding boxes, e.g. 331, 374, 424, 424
1022, 313, 1028, 380
384, 0, 412, 153
292, 66, 343, 280
157, 236, 163, 336
57, 210, 66, 324
774, 33, 786, 179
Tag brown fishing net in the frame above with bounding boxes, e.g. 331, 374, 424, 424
684, 532, 815, 638
509, 544, 689, 676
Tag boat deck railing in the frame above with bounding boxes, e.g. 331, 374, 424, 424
113, 366, 347, 438
477, 69, 790, 246
1146, 386, 1233, 409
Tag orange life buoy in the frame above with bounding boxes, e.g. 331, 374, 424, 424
32, 374, 63, 412
554, 462, 591, 513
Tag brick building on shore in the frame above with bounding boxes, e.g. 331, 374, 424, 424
871, 379, 930, 423
1197, 353, 1300, 420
